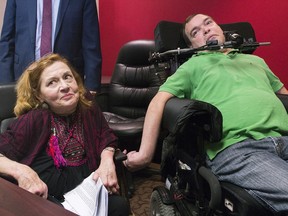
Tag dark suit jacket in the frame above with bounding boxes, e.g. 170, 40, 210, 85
0, 0, 102, 91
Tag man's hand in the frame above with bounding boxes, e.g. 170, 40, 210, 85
124, 150, 151, 172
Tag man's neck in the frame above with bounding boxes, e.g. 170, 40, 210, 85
221, 48, 233, 55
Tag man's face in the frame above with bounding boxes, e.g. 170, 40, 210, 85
184, 14, 225, 48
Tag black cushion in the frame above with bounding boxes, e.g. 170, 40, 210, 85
0, 83, 17, 122
154, 20, 187, 53
103, 112, 144, 137
0, 83, 17, 133
108, 40, 169, 119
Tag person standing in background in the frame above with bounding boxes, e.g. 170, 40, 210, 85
0, 0, 102, 94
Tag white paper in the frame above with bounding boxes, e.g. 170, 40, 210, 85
62, 172, 108, 216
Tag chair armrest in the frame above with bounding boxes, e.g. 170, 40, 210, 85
277, 93, 288, 113
162, 98, 222, 142
103, 112, 144, 137
114, 149, 127, 162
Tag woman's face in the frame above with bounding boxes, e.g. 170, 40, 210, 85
38, 61, 80, 115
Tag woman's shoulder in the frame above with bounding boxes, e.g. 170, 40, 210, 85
5, 109, 51, 135
18, 108, 51, 124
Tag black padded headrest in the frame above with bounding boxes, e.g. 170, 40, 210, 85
154, 20, 257, 54
154, 21, 187, 53
0, 83, 17, 121
116, 40, 155, 66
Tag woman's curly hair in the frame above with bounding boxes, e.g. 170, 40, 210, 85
14, 53, 92, 117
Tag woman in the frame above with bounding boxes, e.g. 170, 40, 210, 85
0, 54, 129, 216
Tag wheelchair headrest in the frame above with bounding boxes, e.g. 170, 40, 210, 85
116, 40, 155, 66
154, 20, 257, 54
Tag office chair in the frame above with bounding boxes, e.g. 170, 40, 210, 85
96, 40, 169, 197
0, 83, 17, 133
149, 21, 280, 216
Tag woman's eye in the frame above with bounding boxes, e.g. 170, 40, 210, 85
47, 80, 56, 86
65, 74, 73, 80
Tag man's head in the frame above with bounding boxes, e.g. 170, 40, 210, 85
183, 14, 225, 48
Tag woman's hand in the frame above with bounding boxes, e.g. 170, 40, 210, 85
16, 164, 48, 198
93, 150, 119, 195
0, 156, 48, 198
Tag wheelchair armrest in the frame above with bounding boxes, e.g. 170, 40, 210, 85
162, 97, 223, 142
277, 93, 288, 112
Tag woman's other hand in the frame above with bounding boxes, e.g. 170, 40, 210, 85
93, 149, 119, 195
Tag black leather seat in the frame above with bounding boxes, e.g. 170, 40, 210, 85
0, 83, 17, 133
100, 40, 168, 152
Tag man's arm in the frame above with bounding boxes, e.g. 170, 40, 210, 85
125, 91, 174, 171
277, 86, 288, 95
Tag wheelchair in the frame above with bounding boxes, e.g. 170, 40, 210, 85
149, 20, 288, 216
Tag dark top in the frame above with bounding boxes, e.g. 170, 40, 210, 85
0, 102, 118, 199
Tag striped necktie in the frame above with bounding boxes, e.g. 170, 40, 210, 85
40, 0, 52, 57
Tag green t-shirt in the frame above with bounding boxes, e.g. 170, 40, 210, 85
159, 51, 288, 159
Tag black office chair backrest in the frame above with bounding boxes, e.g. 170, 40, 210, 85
154, 20, 257, 54
108, 40, 169, 119
0, 83, 17, 133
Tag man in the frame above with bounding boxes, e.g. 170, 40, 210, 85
126, 14, 288, 213
0, 0, 102, 93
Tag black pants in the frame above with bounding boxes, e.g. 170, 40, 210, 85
108, 195, 130, 216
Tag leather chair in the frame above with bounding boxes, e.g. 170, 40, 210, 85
97, 40, 169, 196
149, 21, 277, 216
0, 83, 17, 133
102, 40, 168, 150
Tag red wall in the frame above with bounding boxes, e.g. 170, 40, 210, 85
99, 0, 288, 86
